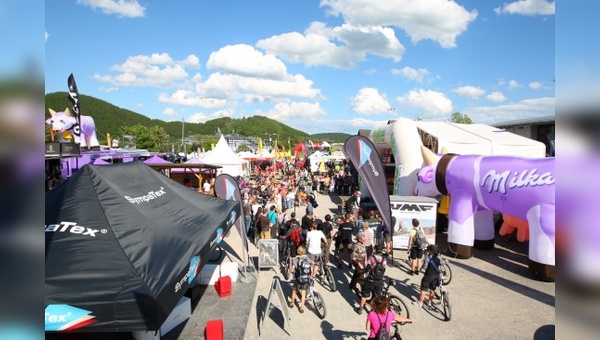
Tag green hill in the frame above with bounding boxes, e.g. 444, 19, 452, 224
310, 132, 352, 143
45, 92, 311, 145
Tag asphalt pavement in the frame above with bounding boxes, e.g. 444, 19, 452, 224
172, 191, 555, 340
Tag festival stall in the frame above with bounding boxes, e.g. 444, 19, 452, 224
45, 161, 240, 334
201, 135, 249, 177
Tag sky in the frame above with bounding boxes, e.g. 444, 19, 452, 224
44, 0, 556, 135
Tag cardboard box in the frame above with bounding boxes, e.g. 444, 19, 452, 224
219, 262, 239, 283
132, 330, 160, 340
160, 296, 191, 336
198, 264, 220, 285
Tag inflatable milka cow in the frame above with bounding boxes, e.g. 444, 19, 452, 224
415, 146, 555, 280
46, 108, 100, 148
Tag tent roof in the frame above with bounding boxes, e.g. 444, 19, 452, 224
143, 155, 172, 164
414, 121, 546, 157
202, 135, 246, 165
45, 161, 239, 332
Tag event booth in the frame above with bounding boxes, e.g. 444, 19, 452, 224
45, 161, 240, 335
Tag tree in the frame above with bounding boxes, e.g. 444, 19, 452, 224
237, 144, 251, 152
449, 112, 473, 124
119, 124, 171, 152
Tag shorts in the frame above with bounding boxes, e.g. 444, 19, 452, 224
410, 247, 423, 260
421, 275, 439, 291
290, 244, 298, 257
294, 280, 308, 291
308, 253, 321, 263
360, 279, 383, 299
338, 241, 353, 253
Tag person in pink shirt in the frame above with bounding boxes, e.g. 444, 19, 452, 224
365, 295, 412, 340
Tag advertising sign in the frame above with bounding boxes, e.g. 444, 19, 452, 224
60, 143, 80, 157
390, 195, 438, 249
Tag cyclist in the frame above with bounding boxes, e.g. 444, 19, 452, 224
412, 244, 441, 309
289, 245, 311, 313
355, 246, 387, 315
306, 221, 327, 277
366, 295, 413, 340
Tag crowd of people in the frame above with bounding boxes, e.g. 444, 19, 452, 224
233, 159, 438, 338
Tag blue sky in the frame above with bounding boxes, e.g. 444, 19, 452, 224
45, 0, 555, 134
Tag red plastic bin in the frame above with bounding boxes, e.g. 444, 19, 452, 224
205, 319, 223, 340
215, 275, 232, 297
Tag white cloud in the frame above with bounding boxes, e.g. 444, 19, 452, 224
94, 53, 198, 87
187, 109, 234, 124
529, 81, 543, 89
391, 66, 429, 82
207, 44, 288, 80
163, 108, 177, 116
99, 86, 119, 93
256, 21, 404, 69
158, 90, 227, 108
486, 91, 506, 103
396, 89, 453, 117
350, 87, 391, 114
259, 101, 326, 121
77, 0, 146, 18
452, 85, 485, 99
508, 79, 520, 89
462, 97, 555, 124
320, 0, 478, 48
494, 0, 555, 16
45, 31, 49, 42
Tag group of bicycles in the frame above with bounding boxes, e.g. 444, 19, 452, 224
276, 226, 453, 339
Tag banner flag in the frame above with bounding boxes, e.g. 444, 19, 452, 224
214, 174, 249, 264
67, 73, 82, 138
343, 135, 393, 234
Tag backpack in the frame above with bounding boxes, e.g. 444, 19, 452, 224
375, 312, 390, 340
429, 257, 443, 287
413, 227, 427, 249
290, 228, 303, 247
295, 257, 311, 283
370, 256, 385, 281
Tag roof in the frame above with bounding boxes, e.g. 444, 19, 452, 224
493, 115, 555, 128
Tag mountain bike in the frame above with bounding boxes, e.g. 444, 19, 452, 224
406, 250, 453, 285
314, 254, 337, 292
390, 320, 410, 340
302, 277, 326, 319
280, 241, 293, 280
436, 281, 451, 321
357, 276, 411, 320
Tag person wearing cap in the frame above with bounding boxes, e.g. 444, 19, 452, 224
412, 244, 442, 309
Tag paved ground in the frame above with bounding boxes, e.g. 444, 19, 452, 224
171, 191, 555, 340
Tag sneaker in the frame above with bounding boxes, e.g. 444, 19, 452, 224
411, 301, 423, 308
409, 271, 414, 276
288, 301, 294, 308
299, 306, 304, 313
354, 306, 363, 315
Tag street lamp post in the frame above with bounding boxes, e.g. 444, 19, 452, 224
181, 118, 185, 154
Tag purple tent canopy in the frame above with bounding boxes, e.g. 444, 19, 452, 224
92, 158, 111, 165
143, 155, 173, 164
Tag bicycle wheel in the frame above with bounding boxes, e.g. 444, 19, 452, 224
441, 260, 452, 285
312, 291, 327, 319
324, 266, 337, 292
208, 246, 223, 263
442, 291, 451, 321
388, 295, 410, 320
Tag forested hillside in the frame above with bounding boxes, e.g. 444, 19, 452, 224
45, 92, 312, 145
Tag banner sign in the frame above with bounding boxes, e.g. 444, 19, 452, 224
214, 173, 249, 262
67, 74, 82, 138
344, 135, 393, 234
60, 143, 81, 157
45, 143, 60, 157
389, 196, 438, 249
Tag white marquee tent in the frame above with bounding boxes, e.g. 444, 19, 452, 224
202, 135, 249, 176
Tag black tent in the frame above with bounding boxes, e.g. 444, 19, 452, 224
45, 161, 240, 332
